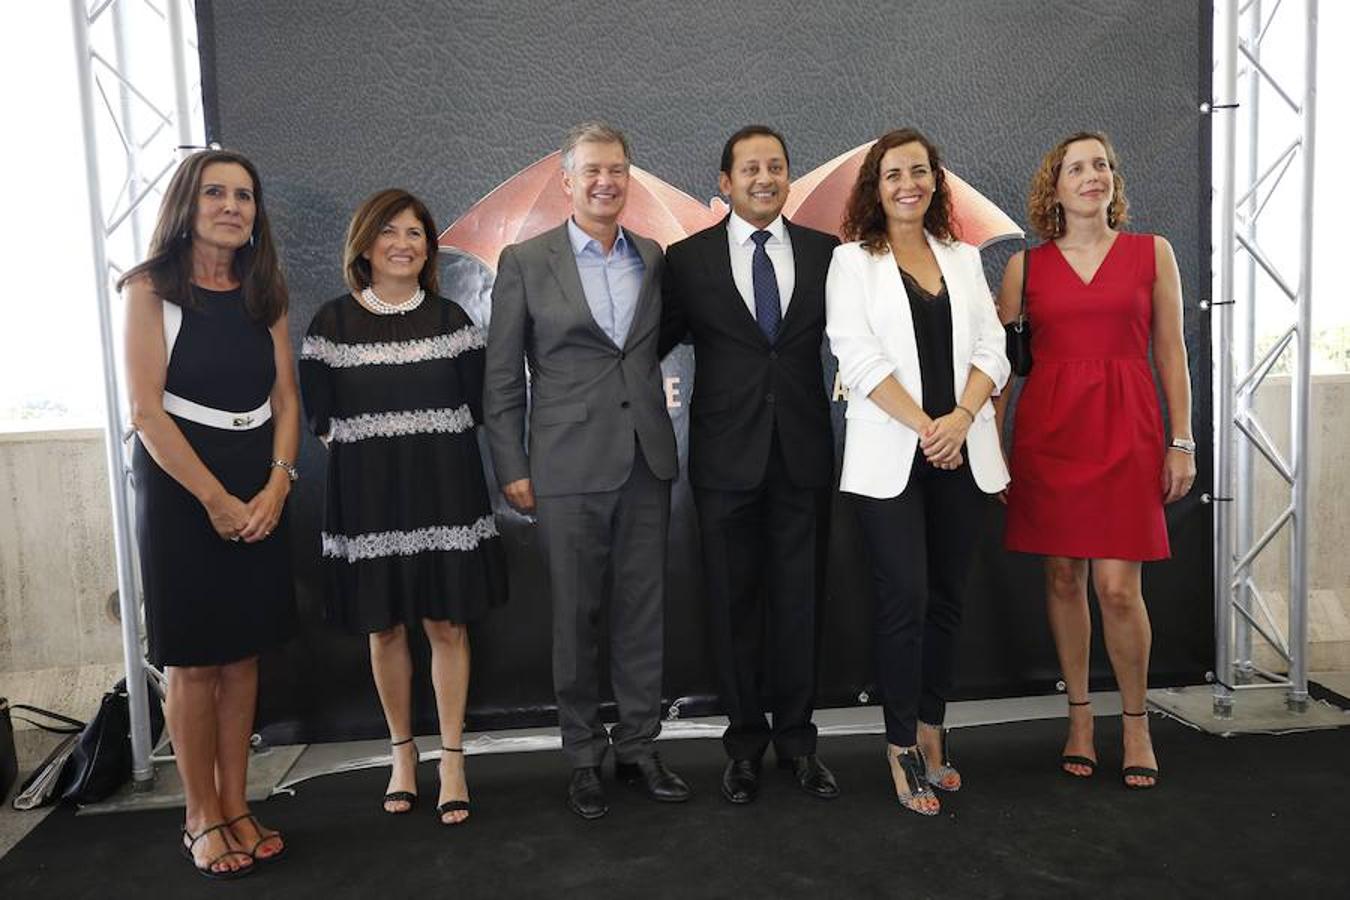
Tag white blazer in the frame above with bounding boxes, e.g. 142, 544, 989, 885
825, 234, 1011, 498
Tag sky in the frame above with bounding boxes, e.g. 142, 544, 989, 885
0, 2, 1344, 431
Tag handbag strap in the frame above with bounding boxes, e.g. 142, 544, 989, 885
8, 702, 85, 734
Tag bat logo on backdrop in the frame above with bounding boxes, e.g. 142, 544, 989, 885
437, 142, 1023, 409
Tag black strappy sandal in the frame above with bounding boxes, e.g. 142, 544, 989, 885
384, 736, 418, 813
224, 812, 285, 864
180, 822, 254, 880
437, 746, 470, 825
888, 746, 939, 817
1121, 709, 1160, 790
1061, 699, 1098, 777
922, 725, 961, 792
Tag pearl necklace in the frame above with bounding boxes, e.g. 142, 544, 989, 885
360, 286, 425, 315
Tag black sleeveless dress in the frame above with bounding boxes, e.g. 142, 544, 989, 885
133, 286, 296, 666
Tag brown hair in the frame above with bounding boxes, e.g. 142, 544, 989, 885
117, 149, 288, 324
841, 128, 958, 255
343, 189, 440, 294
1027, 131, 1130, 240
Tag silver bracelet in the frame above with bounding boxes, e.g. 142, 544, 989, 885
1168, 438, 1196, 455
270, 459, 299, 482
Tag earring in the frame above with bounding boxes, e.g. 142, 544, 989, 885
249, 233, 255, 247
180, 229, 190, 241
1053, 203, 1064, 236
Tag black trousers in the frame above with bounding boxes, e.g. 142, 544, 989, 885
851, 457, 990, 747
694, 435, 830, 761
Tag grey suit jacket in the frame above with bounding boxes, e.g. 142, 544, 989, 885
484, 221, 678, 497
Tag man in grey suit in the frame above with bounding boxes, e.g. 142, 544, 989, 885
484, 121, 691, 819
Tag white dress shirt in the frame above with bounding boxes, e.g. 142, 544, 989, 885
727, 211, 795, 319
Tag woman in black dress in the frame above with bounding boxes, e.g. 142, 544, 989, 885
121, 150, 298, 879
299, 189, 505, 825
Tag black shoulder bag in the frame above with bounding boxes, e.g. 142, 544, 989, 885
1004, 242, 1033, 376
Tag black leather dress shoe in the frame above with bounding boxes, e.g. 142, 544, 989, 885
567, 766, 608, 820
720, 758, 761, 804
777, 754, 840, 799
615, 752, 692, 802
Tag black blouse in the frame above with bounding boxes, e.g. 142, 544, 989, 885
899, 267, 956, 421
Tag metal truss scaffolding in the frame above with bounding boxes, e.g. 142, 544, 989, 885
1210, 0, 1319, 716
70, 0, 205, 785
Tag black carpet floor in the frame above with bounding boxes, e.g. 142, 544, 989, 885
1, 715, 1347, 899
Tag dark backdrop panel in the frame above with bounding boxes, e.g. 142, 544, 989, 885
197, 0, 1213, 743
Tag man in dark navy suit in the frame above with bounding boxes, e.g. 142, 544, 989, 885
660, 125, 840, 804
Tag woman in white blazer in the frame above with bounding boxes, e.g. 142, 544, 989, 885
826, 128, 1010, 817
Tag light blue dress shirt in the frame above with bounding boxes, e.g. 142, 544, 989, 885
567, 217, 645, 347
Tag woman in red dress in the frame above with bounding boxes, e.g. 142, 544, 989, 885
997, 132, 1195, 789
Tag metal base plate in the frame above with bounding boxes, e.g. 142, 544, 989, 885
1148, 685, 1350, 736
76, 744, 307, 816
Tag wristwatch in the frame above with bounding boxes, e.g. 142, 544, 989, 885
1169, 437, 1196, 455
271, 458, 300, 481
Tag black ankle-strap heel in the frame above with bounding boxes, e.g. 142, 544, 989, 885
1061, 699, 1097, 777
383, 737, 419, 813
437, 746, 471, 825
1120, 710, 1160, 790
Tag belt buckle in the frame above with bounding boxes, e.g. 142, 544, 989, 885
232, 415, 254, 428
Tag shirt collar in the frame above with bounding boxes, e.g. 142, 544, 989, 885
728, 211, 786, 247
567, 217, 630, 257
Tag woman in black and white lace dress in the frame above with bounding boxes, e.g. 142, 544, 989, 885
299, 189, 506, 825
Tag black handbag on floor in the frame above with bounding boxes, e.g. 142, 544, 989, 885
1005, 242, 1033, 376
60, 676, 164, 805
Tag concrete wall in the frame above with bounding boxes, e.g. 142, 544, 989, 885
1, 375, 1347, 679
1251, 374, 1350, 595
0, 429, 121, 674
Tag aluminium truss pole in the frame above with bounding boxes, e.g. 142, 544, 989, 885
71, 0, 155, 786
1287, 0, 1318, 711
1233, 0, 1261, 683
166, 0, 195, 146
1212, 0, 1239, 717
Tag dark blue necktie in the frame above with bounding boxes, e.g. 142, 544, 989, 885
751, 230, 781, 342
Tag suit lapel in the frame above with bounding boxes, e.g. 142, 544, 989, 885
713, 217, 778, 346
777, 219, 817, 339
623, 230, 663, 350
547, 222, 617, 349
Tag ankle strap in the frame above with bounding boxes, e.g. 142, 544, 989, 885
442, 746, 463, 754
390, 736, 415, 747
1122, 709, 1149, 717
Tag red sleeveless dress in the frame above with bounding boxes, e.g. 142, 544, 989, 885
1004, 232, 1169, 561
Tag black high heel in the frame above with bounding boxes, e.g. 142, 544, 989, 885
383, 736, 418, 813
1061, 699, 1098, 777
887, 746, 939, 817
437, 746, 471, 825
1120, 710, 1160, 790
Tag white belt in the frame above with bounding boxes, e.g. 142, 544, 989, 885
163, 392, 272, 430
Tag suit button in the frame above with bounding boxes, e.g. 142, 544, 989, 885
621, 400, 631, 409
766, 394, 775, 404
769, 351, 778, 360
618, 351, 626, 361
